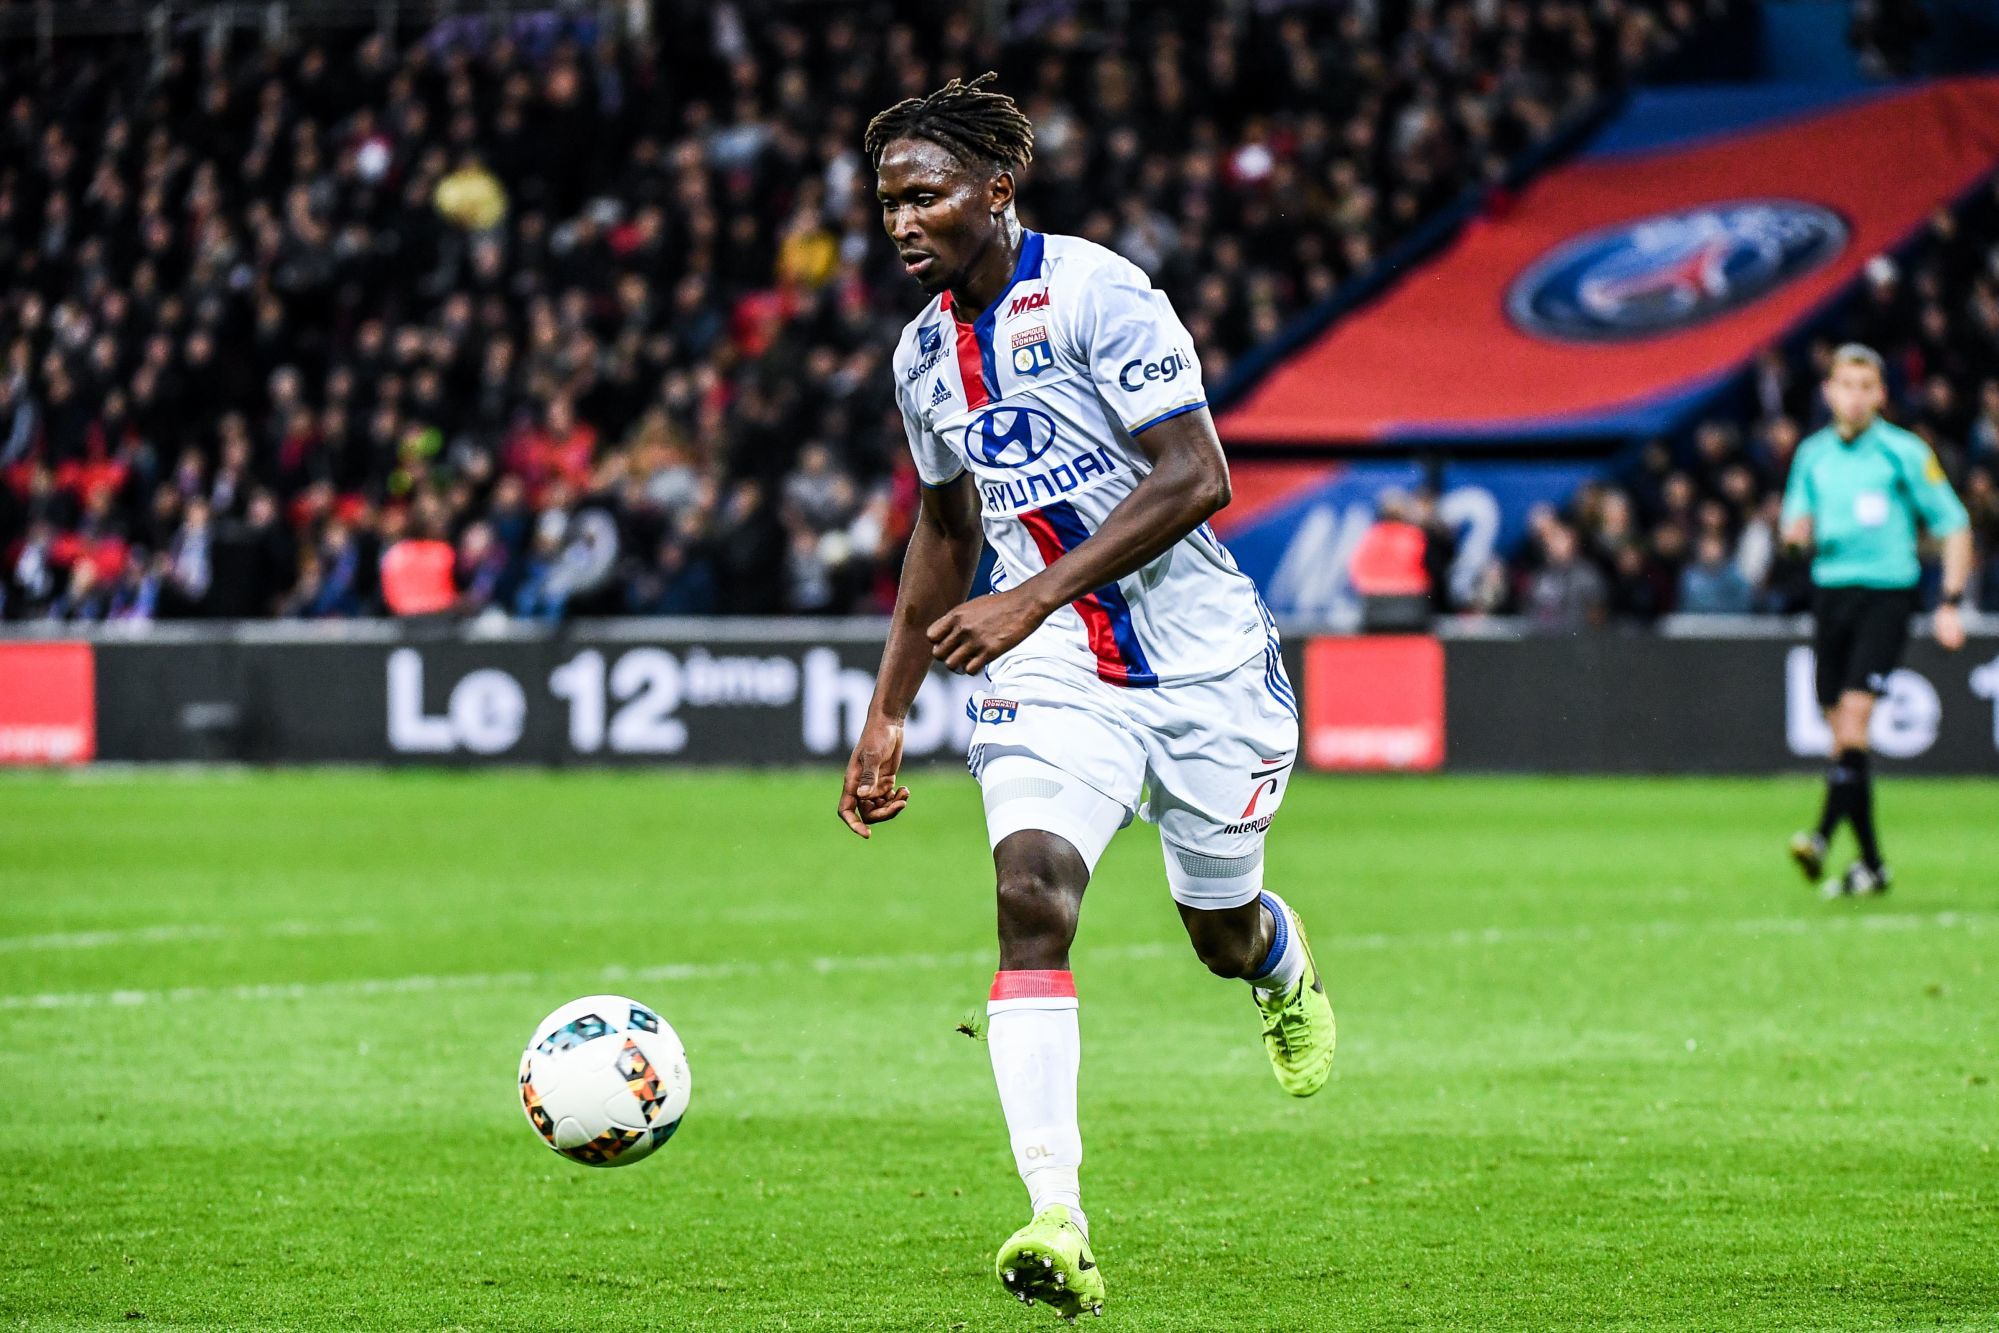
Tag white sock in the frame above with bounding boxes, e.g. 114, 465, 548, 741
987, 970, 1087, 1239
1248, 891, 1306, 996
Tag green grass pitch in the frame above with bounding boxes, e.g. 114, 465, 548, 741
2, 770, 1995, 1330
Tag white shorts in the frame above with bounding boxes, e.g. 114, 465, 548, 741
967, 644, 1299, 910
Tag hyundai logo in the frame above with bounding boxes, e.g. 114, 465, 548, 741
965, 406, 1058, 469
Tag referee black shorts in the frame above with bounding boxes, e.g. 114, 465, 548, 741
1812, 585, 1918, 708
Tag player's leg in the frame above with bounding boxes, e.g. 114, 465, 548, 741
1168, 853, 1334, 1098
984, 811, 1118, 1319
968, 667, 1139, 1318
1140, 649, 1334, 1096
988, 826, 1091, 1221
1178, 895, 1273, 981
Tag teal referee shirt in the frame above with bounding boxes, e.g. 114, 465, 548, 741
1780, 418, 1969, 589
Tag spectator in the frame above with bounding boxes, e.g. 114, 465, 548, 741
379, 507, 457, 616
0, 4, 1726, 622
1524, 522, 1607, 633
434, 152, 508, 233
1349, 490, 1431, 629
1679, 530, 1755, 614
165, 499, 215, 616
1849, 0, 1932, 78
455, 520, 511, 615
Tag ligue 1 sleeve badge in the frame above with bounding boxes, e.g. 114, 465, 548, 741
1505, 200, 1847, 343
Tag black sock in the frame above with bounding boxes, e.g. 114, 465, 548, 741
1841, 748, 1883, 870
1816, 755, 1854, 841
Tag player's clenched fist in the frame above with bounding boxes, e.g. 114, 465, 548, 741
837, 715, 910, 838
927, 587, 1047, 675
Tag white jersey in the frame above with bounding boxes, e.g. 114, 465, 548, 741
891, 230, 1268, 687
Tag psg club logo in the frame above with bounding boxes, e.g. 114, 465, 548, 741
1505, 200, 1848, 343
965, 406, 1058, 469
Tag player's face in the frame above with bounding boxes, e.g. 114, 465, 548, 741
1824, 362, 1885, 429
876, 138, 1005, 294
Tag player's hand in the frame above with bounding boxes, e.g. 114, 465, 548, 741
1935, 603, 1966, 651
927, 588, 1048, 675
838, 714, 909, 839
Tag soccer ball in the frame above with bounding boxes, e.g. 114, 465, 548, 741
519, 994, 690, 1167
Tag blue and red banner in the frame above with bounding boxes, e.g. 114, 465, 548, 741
1218, 78, 1999, 444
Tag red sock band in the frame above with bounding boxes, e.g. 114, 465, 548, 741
989, 970, 1077, 1001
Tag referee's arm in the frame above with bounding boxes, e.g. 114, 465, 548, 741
1935, 526, 1973, 649
1901, 438, 1973, 650
1925, 503, 1973, 653
1779, 443, 1815, 551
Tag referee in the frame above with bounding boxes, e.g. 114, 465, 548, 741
1782, 344, 1972, 897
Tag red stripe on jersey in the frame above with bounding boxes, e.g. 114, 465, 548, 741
940, 290, 990, 409
1016, 506, 1134, 686
989, 970, 1077, 1001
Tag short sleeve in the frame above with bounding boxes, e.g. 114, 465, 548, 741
898, 386, 963, 487
1779, 444, 1815, 525
1073, 261, 1207, 436
1898, 438, 1969, 535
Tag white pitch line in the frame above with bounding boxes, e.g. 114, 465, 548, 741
0, 911, 1986, 1014
0, 918, 384, 954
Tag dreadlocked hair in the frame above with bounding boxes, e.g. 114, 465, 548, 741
864, 72, 1035, 173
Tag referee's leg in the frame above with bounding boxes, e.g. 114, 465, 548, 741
1826, 690, 1885, 879
1795, 594, 1854, 882
1825, 589, 1916, 887
1799, 587, 1908, 895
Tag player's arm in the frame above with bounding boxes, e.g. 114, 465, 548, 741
927, 409, 1226, 674
839, 474, 983, 838
929, 258, 1223, 675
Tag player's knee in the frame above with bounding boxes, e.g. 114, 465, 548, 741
994, 833, 1085, 958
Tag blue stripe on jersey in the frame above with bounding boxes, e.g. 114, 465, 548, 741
1130, 400, 1207, 435
1263, 640, 1297, 718
1037, 497, 1159, 688
970, 230, 1045, 402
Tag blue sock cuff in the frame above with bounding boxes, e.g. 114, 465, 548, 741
1250, 891, 1289, 980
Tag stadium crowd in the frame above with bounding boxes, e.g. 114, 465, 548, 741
0, 0, 1719, 621
1468, 179, 1999, 629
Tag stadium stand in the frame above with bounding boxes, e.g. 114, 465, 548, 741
1488, 179, 1999, 620
1, 0, 1723, 621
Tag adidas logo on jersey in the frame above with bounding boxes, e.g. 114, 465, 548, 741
929, 378, 951, 406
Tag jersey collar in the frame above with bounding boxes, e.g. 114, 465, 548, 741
1834, 417, 1882, 448
940, 229, 1044, 332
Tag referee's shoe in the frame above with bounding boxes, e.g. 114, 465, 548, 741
1821, 860, 1893, 900
1788, 831, 1826, 884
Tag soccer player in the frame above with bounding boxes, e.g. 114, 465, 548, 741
835, 75, 1334, 1321
1783, 343, 1971, 897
